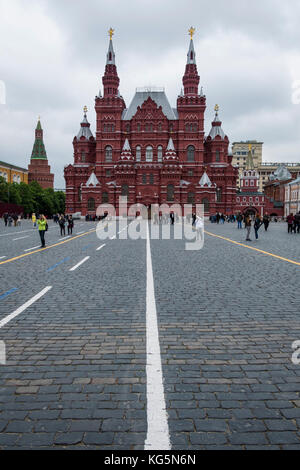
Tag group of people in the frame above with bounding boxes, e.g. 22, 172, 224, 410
53, 214, 74, 236
2, 213, 22, 227
286, 212, 300, 234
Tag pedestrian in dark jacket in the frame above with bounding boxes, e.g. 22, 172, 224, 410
59, 215, 66, 236
287, 214, 295, 234
263, 214, 270, 232
254, 215, 263, 240
67, 215, 74, 235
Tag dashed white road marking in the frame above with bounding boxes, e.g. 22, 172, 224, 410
0, 256, 6, 260
0, 286, 52, 329
13, 236, 29, 241
69, 256, 90, 272
110, 235, 116, 240
24, 246, 40, 252
58, 236, 71, 241
96, 244, 106, 251
144, 221, 171, 451
76, 231, 84, 235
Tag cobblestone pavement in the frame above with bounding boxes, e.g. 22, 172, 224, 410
0, 219, 300, 449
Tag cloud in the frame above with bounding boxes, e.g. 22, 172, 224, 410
0, 0, 300, 188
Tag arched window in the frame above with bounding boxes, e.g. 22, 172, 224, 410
170, 124, 173, 132
81, 152, 86, 162
150, 174, 154, 185
137, 123, 141, 132
202, 198, 210, 213
88, 198, 95, 211
136, 146, 141, 162
105, 146, 113, 162
78, 187, 82, 202
142, 174, 147, 184
187, 145, 195, 162
102, 192, 109, 203
158, 123, 162, 132
217, 188, 222, 202
157, 146, 163, 162
146, 146, 153, 162
188, 192, 195, 204
103, 124, 107, 132
193, 124, 197, 132
185, 123, 190, 132
121, 184, 129, 197
111, 124, 115, 132
126, 124, 130, 133
167, 184, 174, 202
216, 150, 220, 162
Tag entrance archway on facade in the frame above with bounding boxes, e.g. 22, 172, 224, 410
243, 207, 258, 217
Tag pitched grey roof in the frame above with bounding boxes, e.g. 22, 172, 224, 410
269, 164, 292, 181
208, 113, 225, 140
199, 171, 213, 187
86, 172, 100, 186
122, 91, 178, 121
77, 114, 94, 140
288, 176, 300, 185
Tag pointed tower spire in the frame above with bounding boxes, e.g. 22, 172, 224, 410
77, 106, 94, 140
102, 28, 120, 98
31, 117, 47, 160
209, 105, 225, 140
120, 138, 134, 161
182, 27, 200, 96
245, 144, 255, 170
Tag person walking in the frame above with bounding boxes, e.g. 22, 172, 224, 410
254, 214, 263, 240
245, 215, 252, 241
32, 213, 37, 228
59, 215, 66, 236
3, 213, 8, 227
195, 216, 204, 241
67, 215, 74, 235
287, 214, 295, 234
263, 213, 270, 231
237, 213, 243, 230
37, 215, 47, 248
295, 212, 300, 234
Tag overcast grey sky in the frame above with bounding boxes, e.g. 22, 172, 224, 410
1, 0, 300, 188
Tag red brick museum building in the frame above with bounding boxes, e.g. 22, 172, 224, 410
64, 30, 238, 217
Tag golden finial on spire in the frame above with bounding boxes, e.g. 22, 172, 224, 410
83, 106, 88, 114
108, 27, 114, 41
188, 27, 195, 40
214, 104, 219, 113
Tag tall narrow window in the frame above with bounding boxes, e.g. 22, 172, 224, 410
146, 146, 153, 162
102, 192, 109, 203
188, 192, 195, 204
121, 184, 129, 197
105, 146, 113, 162
157, 146, 163, 162
187, 145, 195, 162
142, 174, 147, 184
217, 188, 222, 202
167, 184, 174, 202
78, 187, 82, 202
81, 152, 86, 162
137, 123, 141, 132
88, 198, 95, 211
136, 146, 141, 162
158, 123, 162, 132
216, 150, 220, 162
202, 198, 210, 213
150, 174, 154, 185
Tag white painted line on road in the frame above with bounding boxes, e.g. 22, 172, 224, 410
0, 256, 6, 260
76, 231, 84, 235
0, 286, 52, 329
0, 226, 57, 238
145, 221, 171, 451
69, 256, 90, 272
13, 236, 29, 241
58, 236, 71, 241
96, 244, 106, 251
110, 235, 116, 240
24, 246, 40, 252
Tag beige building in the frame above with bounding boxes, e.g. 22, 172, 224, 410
232, 141, 300, 191
0, 161, 28, 184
